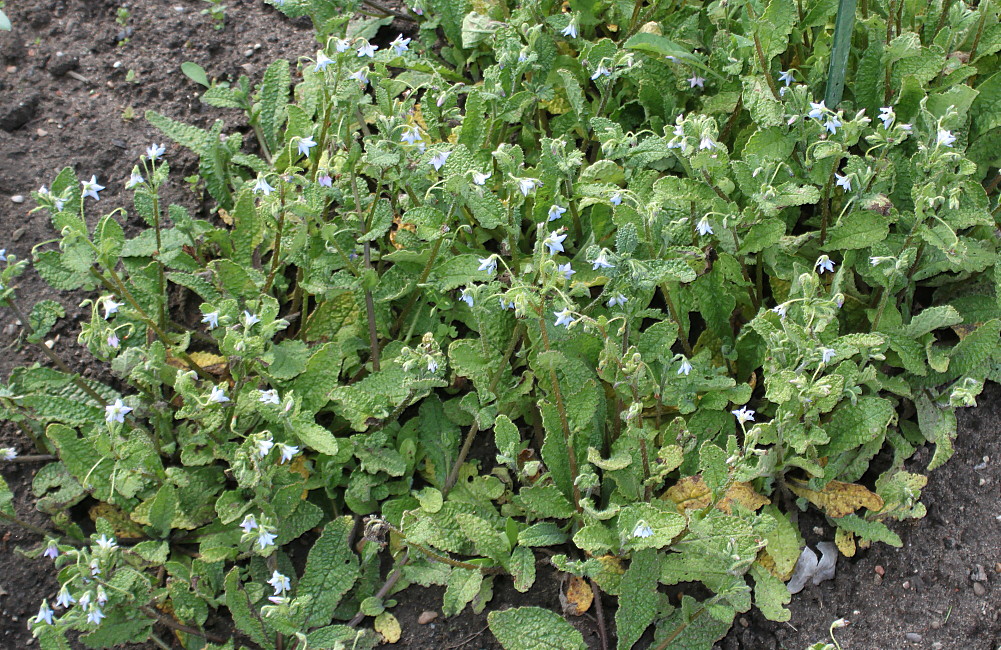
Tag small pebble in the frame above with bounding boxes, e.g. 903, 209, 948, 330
10, 195, 24, 203
6, 65, 16, 73
931, 620, 941, 629
973, 582, 986, 596
36, 128, 48, 136
972, 565, 988, 582
244, 49, 254, 57
874, 574, 882, 586
13, 226, 25, 241
931, 643, 944, 650
173, 5, 185, 11
417, 610, 438, 625
44, 340, 55, 349
874, 565, 885, 576
905, 632, 922, 642
994, 562, 1001, 573
739, 617, 748, 628
902, 580, 910, 589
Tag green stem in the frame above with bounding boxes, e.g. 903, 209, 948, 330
659, 283, 694, 357
537, 310, 582, 514
263, 183, 288, 294
747, 4, 782, 101
392, 235, 445, 336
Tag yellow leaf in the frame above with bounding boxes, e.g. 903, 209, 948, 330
787, 479, 884, 518
167, 351, 229, 376
90, 503, 144, 539
662, 476, 771, 514
375, 612, 401, 644
562, 576, 593, 616
217, 208, 234, 226
835, 527, 856, 557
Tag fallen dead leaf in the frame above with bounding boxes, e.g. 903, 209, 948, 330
787, 479, 884, 518
560, 575, 593, 616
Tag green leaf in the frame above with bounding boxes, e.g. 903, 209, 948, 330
822, 397, 895, 454
148, 483, 179, 538
509, 546, 537, 592
749, 563, 791, 622
514, 482, 574, 520
456, 513, 509, 562
624, 34, 722, 81
824, 211, 890, 251
181, 61, 210, 88
487, 607, 586, 650
295, 422, 340, 456
699, 442, 728, 498
0, 474, 14, 517
616, 549, 662, 650
26, 300, 65, 345
442, 568, 483, 617
225, 568, 274, 649
298, 517, 360, 628
833, 514, 902, 546
259, 59, 291, 154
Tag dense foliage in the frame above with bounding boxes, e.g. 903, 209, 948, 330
2, 0, 1001, 648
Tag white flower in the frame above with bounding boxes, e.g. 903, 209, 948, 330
356, 41, 378, 57
34, 600, 54, 626
808, 101, 827, 120
0, 447, 17, 461
202, 311, 220, 329
815, 255, 836, 274
55, 586, 75, 609
517, 177, 540, 196
107, 333, 120, 349
239, 514, 258, 533
86, 605, 105, 625
548, 204, 567, 222
278, 443, 299, 464
821, 348, 836, 364
254, 177, 276, 196
348, 68, 369, 85
259, 389, 280, 405
696, 216, 713, 236
0, 249, 5, 261
543, 231, 567, 255
699, 136, 717, 150
878, 106, 895, 129
400, 125, 422, 145
209, 386, 229, 403
257, 528, 278, 550
561, 16, 578, 38
632, 521, 654, 538
732, 406, 755, 424
591, 250, 614, 270
391, 34, 411, 54
558, 262, 575, 281
95, 534, 117, 551
256, 436, 275, 458
835, 173, 851, 192
268, 571, 291, 595
590, 63, 611, 80
314, 50, 333, 71
103, 297, 123, 319
778, 70, 795, 86
460, 288, 474, 307
688, 74, 705, 89
678, 357, 693, 376
607, 293, 627, 308
478, 256, 497, 274
125, 170, 144, 189
105, 398, 132, 423
146, 143, 165, 161
772, 304, 787, 318
824, 117, 842, 134
243, 311, 261, 328
610, 192, 622, 206
427, 358, 438, 373
96, 586, 107, 605
430, 150, 451, 171
553, 308, 574, 328
472, 171, 491, 186
334, 38, 351, 53
81, 175, 105, 201
296, 135, 317, 157
936, 129, 956, 147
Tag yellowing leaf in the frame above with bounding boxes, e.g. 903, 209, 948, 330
167, 351, 229, 376
835, 527, 856, 557
562, 576, 592, 616
375, 612, 401, 643
787, 479, 884, 518
217, 208, 234, 226
90, 503, 144, 539
662, 476, 771, 514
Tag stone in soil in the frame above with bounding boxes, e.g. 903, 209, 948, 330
0, 91, 39, 131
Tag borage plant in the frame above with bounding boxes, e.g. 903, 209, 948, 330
2, 0, 1001, 648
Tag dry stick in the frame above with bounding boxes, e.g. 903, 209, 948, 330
10, 454, 55, 463
590, 578, 609, 650
139, 606, 227, 645
442, 326, 524, 495
347, 551, 410, 628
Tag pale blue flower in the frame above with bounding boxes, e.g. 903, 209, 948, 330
257, 528, 278, 550
259, 389, 279, 405
334, 39, 351, 53
460, 288, 474, 307
517, 177, 540, 196
401, 125, 422, 145
778, 70, 795, 86
821, 348, 836, 364
590, 63, 611, 80
314, 50, 333, 71
34, 601, 54, 626
356, 41, 377, 58
427, 358, 438, 373
430, 150, 451, 171
678, 357, 693, 376
0, 249, 5, 261
772, 304, 787, 318
824, 117, 842, 134
95, 534, 117, 551
688, 74, 705, 89
878, 106, 894, 129
472, 171, 491, 186
103, 297, 123, 319
610, 192, 622, 206
348, 68, 369, 85
55, 586, 75, 609
391, 34, 411, 55
125, 170, 144, 189
937, 129, 956, 147
499, 298, 515, 310
699, 136, 717, 150
835, 173, 851, 192
105, 398, 132, 423
296, 135, 317, 157
478, 256, 497, 274
87, 605, 105, 625
607, 293, 627, 308
268, 571, 291, 595
253, 177, 276, 196
278, 443, 299, 464
43, 540, 59, 559
591, 251, 614, 270
548, 204, 567, 221
561, 17, 578, 39
815, 255, 836, 274
553, 308, 574, 328
808, 101, 826, 120
240, 514, 258, 533
202, 311, 219, 329
732, 406, 755, 424
318, 174, 333, 187
146, 143, 165, 161
0, 447, 16, 461
696, 216, 713, 236
558, 262, 575, 281
632, 521, 654, 538
243, 311, 261, 327
257, 437, 274, 458
208, 386, 229, 404
543, 231, 567, 255
82, 175, 105, 201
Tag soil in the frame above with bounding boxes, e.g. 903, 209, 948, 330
0, 2, 998, 649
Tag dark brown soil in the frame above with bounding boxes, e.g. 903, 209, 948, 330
0, 2, 998, 649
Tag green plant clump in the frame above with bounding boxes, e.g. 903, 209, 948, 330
3, 0, 1001, 647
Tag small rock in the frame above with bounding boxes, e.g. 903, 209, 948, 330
973, 581, 986, 596
739, 616, 749, 628
417, 611, 438, 625
10, 195, 24, 203
173, 5, 186, 11
44, 340, 55, 349
12, 226, 24, 241
932, 643, 944, 650
972, 565, 988, 582
5, 65, 16, 74
47, 51, 80, 77
873, 574, 882, 586
902, 580, 910, 589
905, 632, 922, 642
244, 49, 254, 58
36, 128, 47, 136
874, 565, 885, 577
994, 562, 1001, 573
111, 139, 127, 149
3, 323, 16, 337
931, 620, 941, 629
